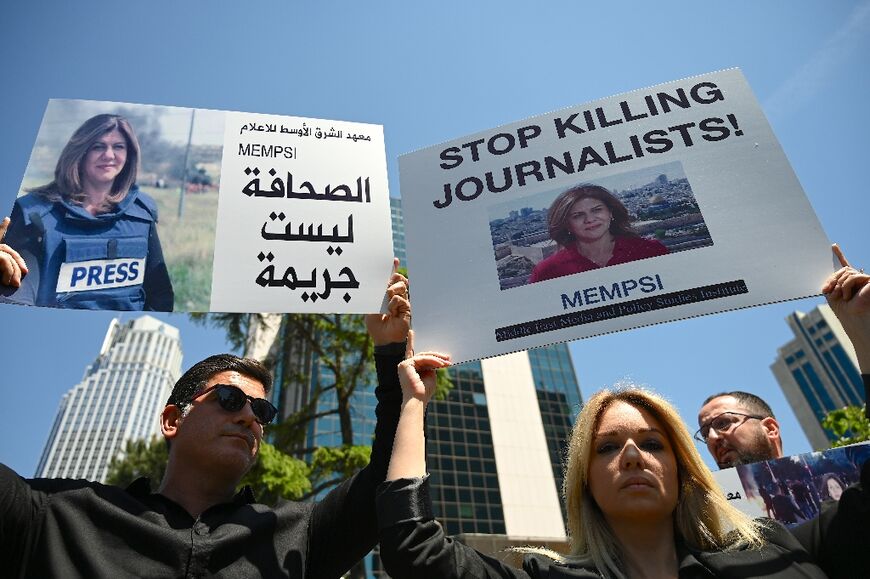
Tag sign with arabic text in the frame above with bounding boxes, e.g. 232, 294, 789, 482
0, 99, 393, 313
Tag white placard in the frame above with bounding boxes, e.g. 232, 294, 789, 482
210, 113, 393, 312
399, 69, 831, 363
0, 99, 393, 313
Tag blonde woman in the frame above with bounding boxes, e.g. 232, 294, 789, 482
377, 368, 827, 578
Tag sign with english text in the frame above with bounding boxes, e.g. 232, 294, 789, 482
399, 68, 831, 363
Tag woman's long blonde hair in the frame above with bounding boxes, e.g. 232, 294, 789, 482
524, 386, 764, 579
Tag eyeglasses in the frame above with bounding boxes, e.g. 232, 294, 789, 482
192, 384, 278, 425
694, 411, 765, 443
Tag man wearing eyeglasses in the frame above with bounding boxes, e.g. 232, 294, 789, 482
1, 262, 412, 578
697, 246, 869, 470
696, 247, 870, 579
695, 391, 783, 469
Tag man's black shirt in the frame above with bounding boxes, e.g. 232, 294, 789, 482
0, 347, 404, 578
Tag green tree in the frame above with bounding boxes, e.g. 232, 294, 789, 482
821, 405, 870, 447
107, 436, 312, 502
240, 442, 312, 502
106, 436, 167, 488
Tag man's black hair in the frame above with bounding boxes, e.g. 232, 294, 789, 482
701, 390, 776, 419
166, 354, 273, 408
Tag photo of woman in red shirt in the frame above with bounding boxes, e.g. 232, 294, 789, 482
529, 184, 668, 283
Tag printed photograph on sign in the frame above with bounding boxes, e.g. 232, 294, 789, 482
488, 161, 714, 290
0, 99, 225, 312
730, 443, 870, 528
0, 99, 394, 314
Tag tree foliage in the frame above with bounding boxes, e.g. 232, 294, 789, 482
106, 436, 167, 488
822, 405, 870, 448
240, 442, 311, 502
107, 435, 313, 504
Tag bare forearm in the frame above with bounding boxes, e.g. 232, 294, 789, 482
386, 397, 427, 481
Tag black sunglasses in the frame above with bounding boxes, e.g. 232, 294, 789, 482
193, 384, 278, 425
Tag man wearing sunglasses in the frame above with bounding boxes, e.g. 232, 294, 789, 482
1, 262, 413, 578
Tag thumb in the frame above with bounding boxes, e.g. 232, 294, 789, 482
405, 329, 415, 359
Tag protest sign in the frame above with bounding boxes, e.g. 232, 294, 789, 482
712, 442, 870, 527
399, 68, 832, 363
0, 99, 393, 313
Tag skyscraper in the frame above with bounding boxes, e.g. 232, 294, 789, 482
771, 304, 863, 449
35, 315, 183, 482
387, 197, 583, 539
389, 196, 407, 265
427, 345, 581, 539
273, 197, 583, 576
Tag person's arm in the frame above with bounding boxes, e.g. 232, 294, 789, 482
377, 350, 537, 579
0, 463, 46, 575
822, 244, 870, 415
305, 260, 411, 579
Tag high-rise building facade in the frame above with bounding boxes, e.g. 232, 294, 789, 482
35, 316, 183, 482
426, 344, 581, 538
771, 304, 863, 449
389, 197, 406, 265
272, 196, 583, 576
384, 194, 582, 538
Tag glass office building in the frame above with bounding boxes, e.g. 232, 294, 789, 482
35, 316, 183, 482
426, 344, 582, 536
276, 197, 584, 576
771, 304, 863, 449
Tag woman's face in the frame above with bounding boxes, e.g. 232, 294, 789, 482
81, 128, 128, 188
826, 477, 844, 501
587, 400, 679, 527
567, 197, 612, 244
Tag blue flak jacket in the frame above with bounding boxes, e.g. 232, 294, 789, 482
3, 185, 173, 311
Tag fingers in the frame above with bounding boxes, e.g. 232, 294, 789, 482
404, 351, 451, 372
0, 252, 22, 287
0, 243, 28, 276
397, 349, 451, 400
832, 244, 851, 269
838, 269, 870, 301
823, 266, 855, 295
0, 218, 28, 287
386, 275, 409, 299
405, 329, 415, 359
396, 350, 451, 380
823, 268, 846, 295
385, 260, 411, 321
387, 293, 410, 322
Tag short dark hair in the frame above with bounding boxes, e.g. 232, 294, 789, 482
702, 391, 775, 419
166, 354, 273, 409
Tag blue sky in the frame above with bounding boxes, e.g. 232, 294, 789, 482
1, 1, 868, 475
